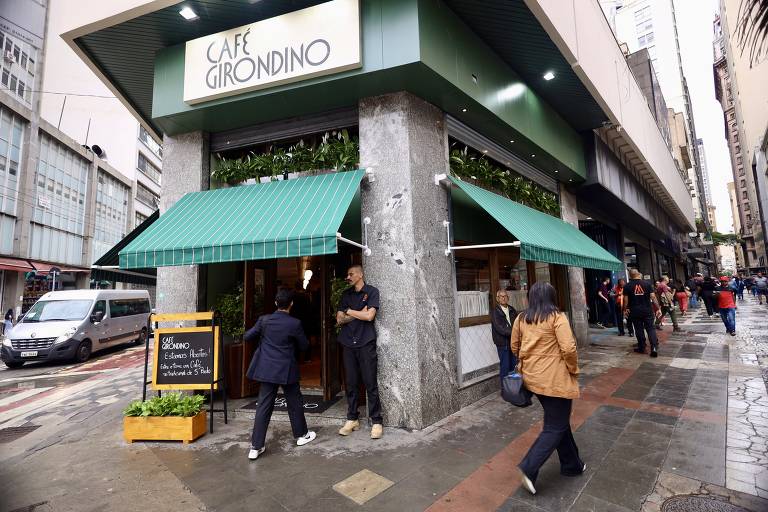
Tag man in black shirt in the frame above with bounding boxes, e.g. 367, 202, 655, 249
336, 265, 383, 439
623, 269, 660, 357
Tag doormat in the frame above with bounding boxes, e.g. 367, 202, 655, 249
242, 395, 341, 414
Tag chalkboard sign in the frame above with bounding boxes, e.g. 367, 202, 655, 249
151, 327, 220, 390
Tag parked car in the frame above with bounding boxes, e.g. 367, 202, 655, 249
1, 289, 151, 368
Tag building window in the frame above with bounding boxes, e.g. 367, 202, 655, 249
136, 182, 159, 208
638, 32, 655, 46
135, 211, 147, 227
741, 179, 746, 187
634, 6, 651, 22
137, 152, 162, 185
744, 203, 750, 211
138, 126, 163, 158
743, 191, 748, 199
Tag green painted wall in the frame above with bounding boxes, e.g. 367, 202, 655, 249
152, 0, 586, 179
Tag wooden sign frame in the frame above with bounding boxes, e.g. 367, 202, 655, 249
140, 311, 228, 433
151, 326, 220, 391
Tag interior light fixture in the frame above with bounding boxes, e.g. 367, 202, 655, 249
531, 154, 536, 158
461, 107, 467, 112
179, 6, 198, 20
543, 71, 555, 81
554, 170, 559, 173
483, 150, 488, 153
509, 140, 515, 143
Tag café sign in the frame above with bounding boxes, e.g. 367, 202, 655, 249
183, 0, 361, 104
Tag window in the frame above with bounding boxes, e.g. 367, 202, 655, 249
743, 191, 748, 199
109, 298, 150, 318
634, 6, 651, 21
136, 182, 159, 208
137, 152, 162, 184
138, 126, 163, 158
745, 203, 750, 211
1, 69, 7, 86
93, 300, 106, 317
741, 179, 746, 187
456, 248, 491, 322
498, 249, 528, 312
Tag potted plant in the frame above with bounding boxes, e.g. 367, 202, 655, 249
123, 393, 207, 444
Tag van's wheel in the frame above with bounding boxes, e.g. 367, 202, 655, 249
74, 340, 92, 363
135, 328, 148, 346
4, 361, 24, 369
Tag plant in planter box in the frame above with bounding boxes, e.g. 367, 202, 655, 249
123, 393, 208, 444
213, 285, 245, 341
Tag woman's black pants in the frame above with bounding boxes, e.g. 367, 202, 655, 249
519, 394, 584, 484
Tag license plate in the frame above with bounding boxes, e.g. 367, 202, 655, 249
20, 351, 38, 357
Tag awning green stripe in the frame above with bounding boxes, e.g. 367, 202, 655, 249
450, 177, 624, 271
119, 170, 365, 269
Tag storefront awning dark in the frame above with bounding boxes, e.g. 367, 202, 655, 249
119, 171, 365, 269
92, 210, 159, 285
0, 257, 34, 272
450, 177, 624, 271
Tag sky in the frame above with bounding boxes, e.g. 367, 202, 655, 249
675, 0, 736, 233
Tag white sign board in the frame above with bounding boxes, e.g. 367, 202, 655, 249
38, 194, 51, 209
183, 0, 361, 105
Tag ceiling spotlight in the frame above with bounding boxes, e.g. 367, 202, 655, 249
461, 107, 467, 112
543, 71, 555, 81
555, 170, 559, 173
179, 6, 198, 20
483, 150, 488, 153
509, 140, 515, 143
531, 154, 536, 158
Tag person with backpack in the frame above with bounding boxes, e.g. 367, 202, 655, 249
715, 276, 737, 336
511, 282, 583, 495
655, 276, 680, 332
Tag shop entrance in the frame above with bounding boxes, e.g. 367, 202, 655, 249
242, 250, 360, 401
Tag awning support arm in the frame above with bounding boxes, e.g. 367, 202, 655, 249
337, 217, 372, 256
442, 220, 520, 256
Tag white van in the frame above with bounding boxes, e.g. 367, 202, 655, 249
1, 289, 151, 368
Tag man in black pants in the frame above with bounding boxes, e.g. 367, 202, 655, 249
336, 265, 383, 439
244, 289, 316, 460
623, 269, 661, 358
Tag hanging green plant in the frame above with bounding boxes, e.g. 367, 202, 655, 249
212, 130, 360, 185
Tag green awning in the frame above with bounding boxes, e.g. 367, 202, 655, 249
450, 177, 623, 271
119, 170, 365, 269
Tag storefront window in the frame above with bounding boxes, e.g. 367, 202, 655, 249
534, 261, 551, 286
455, 248, 491, 320
498, 249, 528, 312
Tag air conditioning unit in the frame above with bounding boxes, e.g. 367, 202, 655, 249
3, 51, 15, 63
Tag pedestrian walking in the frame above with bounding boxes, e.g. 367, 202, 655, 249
715, 276, 737, 336
336, 265, 383, 439
244, 289, 317, 461
655, 276, 680, 332
686, 276, 699, 309
674, 279, 689, 316
3, 309, 13, 335
511, 282, 584, 495
623, 269, 661, 358
700, 276, 718, 317
613, 279, 633, 336
595, 277, 612, 328
491, 290, 518, 383
755, 272, 768, 305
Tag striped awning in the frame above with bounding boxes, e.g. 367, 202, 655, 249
450, 177, 624, 271
119, 170, 365, 269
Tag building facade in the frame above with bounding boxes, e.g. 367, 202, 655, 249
727, 181, 747, 269
68, 0, 696, 429
714, 4, 768, 272
0, 0, 158, 318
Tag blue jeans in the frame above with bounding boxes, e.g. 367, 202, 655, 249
497, 345, 517, 382
719, 308, 736, 333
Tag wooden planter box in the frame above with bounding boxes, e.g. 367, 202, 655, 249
123, 411, 207, 444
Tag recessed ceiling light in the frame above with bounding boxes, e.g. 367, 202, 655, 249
179, 6, 198, 20
531, 154, 536, 158
483, 150, 488, 153
461, 107, 467, 112
569, 179, 573, 182
543, 71, 555, 81
555, 170, 559, 173
510, 140, 515, 143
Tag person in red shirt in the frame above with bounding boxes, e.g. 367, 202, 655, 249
715, 276, 737, 336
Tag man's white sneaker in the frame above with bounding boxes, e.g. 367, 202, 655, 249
518, 468, 536, 495
296, 430, 316, 446
248, 447, 265, 460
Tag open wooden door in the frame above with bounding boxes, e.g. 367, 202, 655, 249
322, 257, 342, 401
242, 259, 277, 397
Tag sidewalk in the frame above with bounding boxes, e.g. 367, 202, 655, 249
2, 298, 767, 512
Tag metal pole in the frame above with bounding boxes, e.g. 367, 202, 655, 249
142, 315, 151, 401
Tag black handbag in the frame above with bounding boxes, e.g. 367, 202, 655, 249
502, 371, 533, 407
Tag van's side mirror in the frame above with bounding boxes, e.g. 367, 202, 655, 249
90, 311, 105, 324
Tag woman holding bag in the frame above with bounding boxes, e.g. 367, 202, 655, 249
511, 282, 584, 495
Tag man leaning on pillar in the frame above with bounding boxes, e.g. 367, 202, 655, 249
336, 265, 383, 439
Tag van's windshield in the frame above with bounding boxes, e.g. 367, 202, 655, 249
22, 300, 94, 323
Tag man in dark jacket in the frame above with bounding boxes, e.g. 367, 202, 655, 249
244, 289, 316, 460
492, 290, 518, 382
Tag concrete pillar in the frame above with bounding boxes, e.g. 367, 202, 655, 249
558, 187, 589, 346
359, 92, 458, 429
156, 131, 210, 319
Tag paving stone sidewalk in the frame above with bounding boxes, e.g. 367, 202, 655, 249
2, 298, 767, 512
